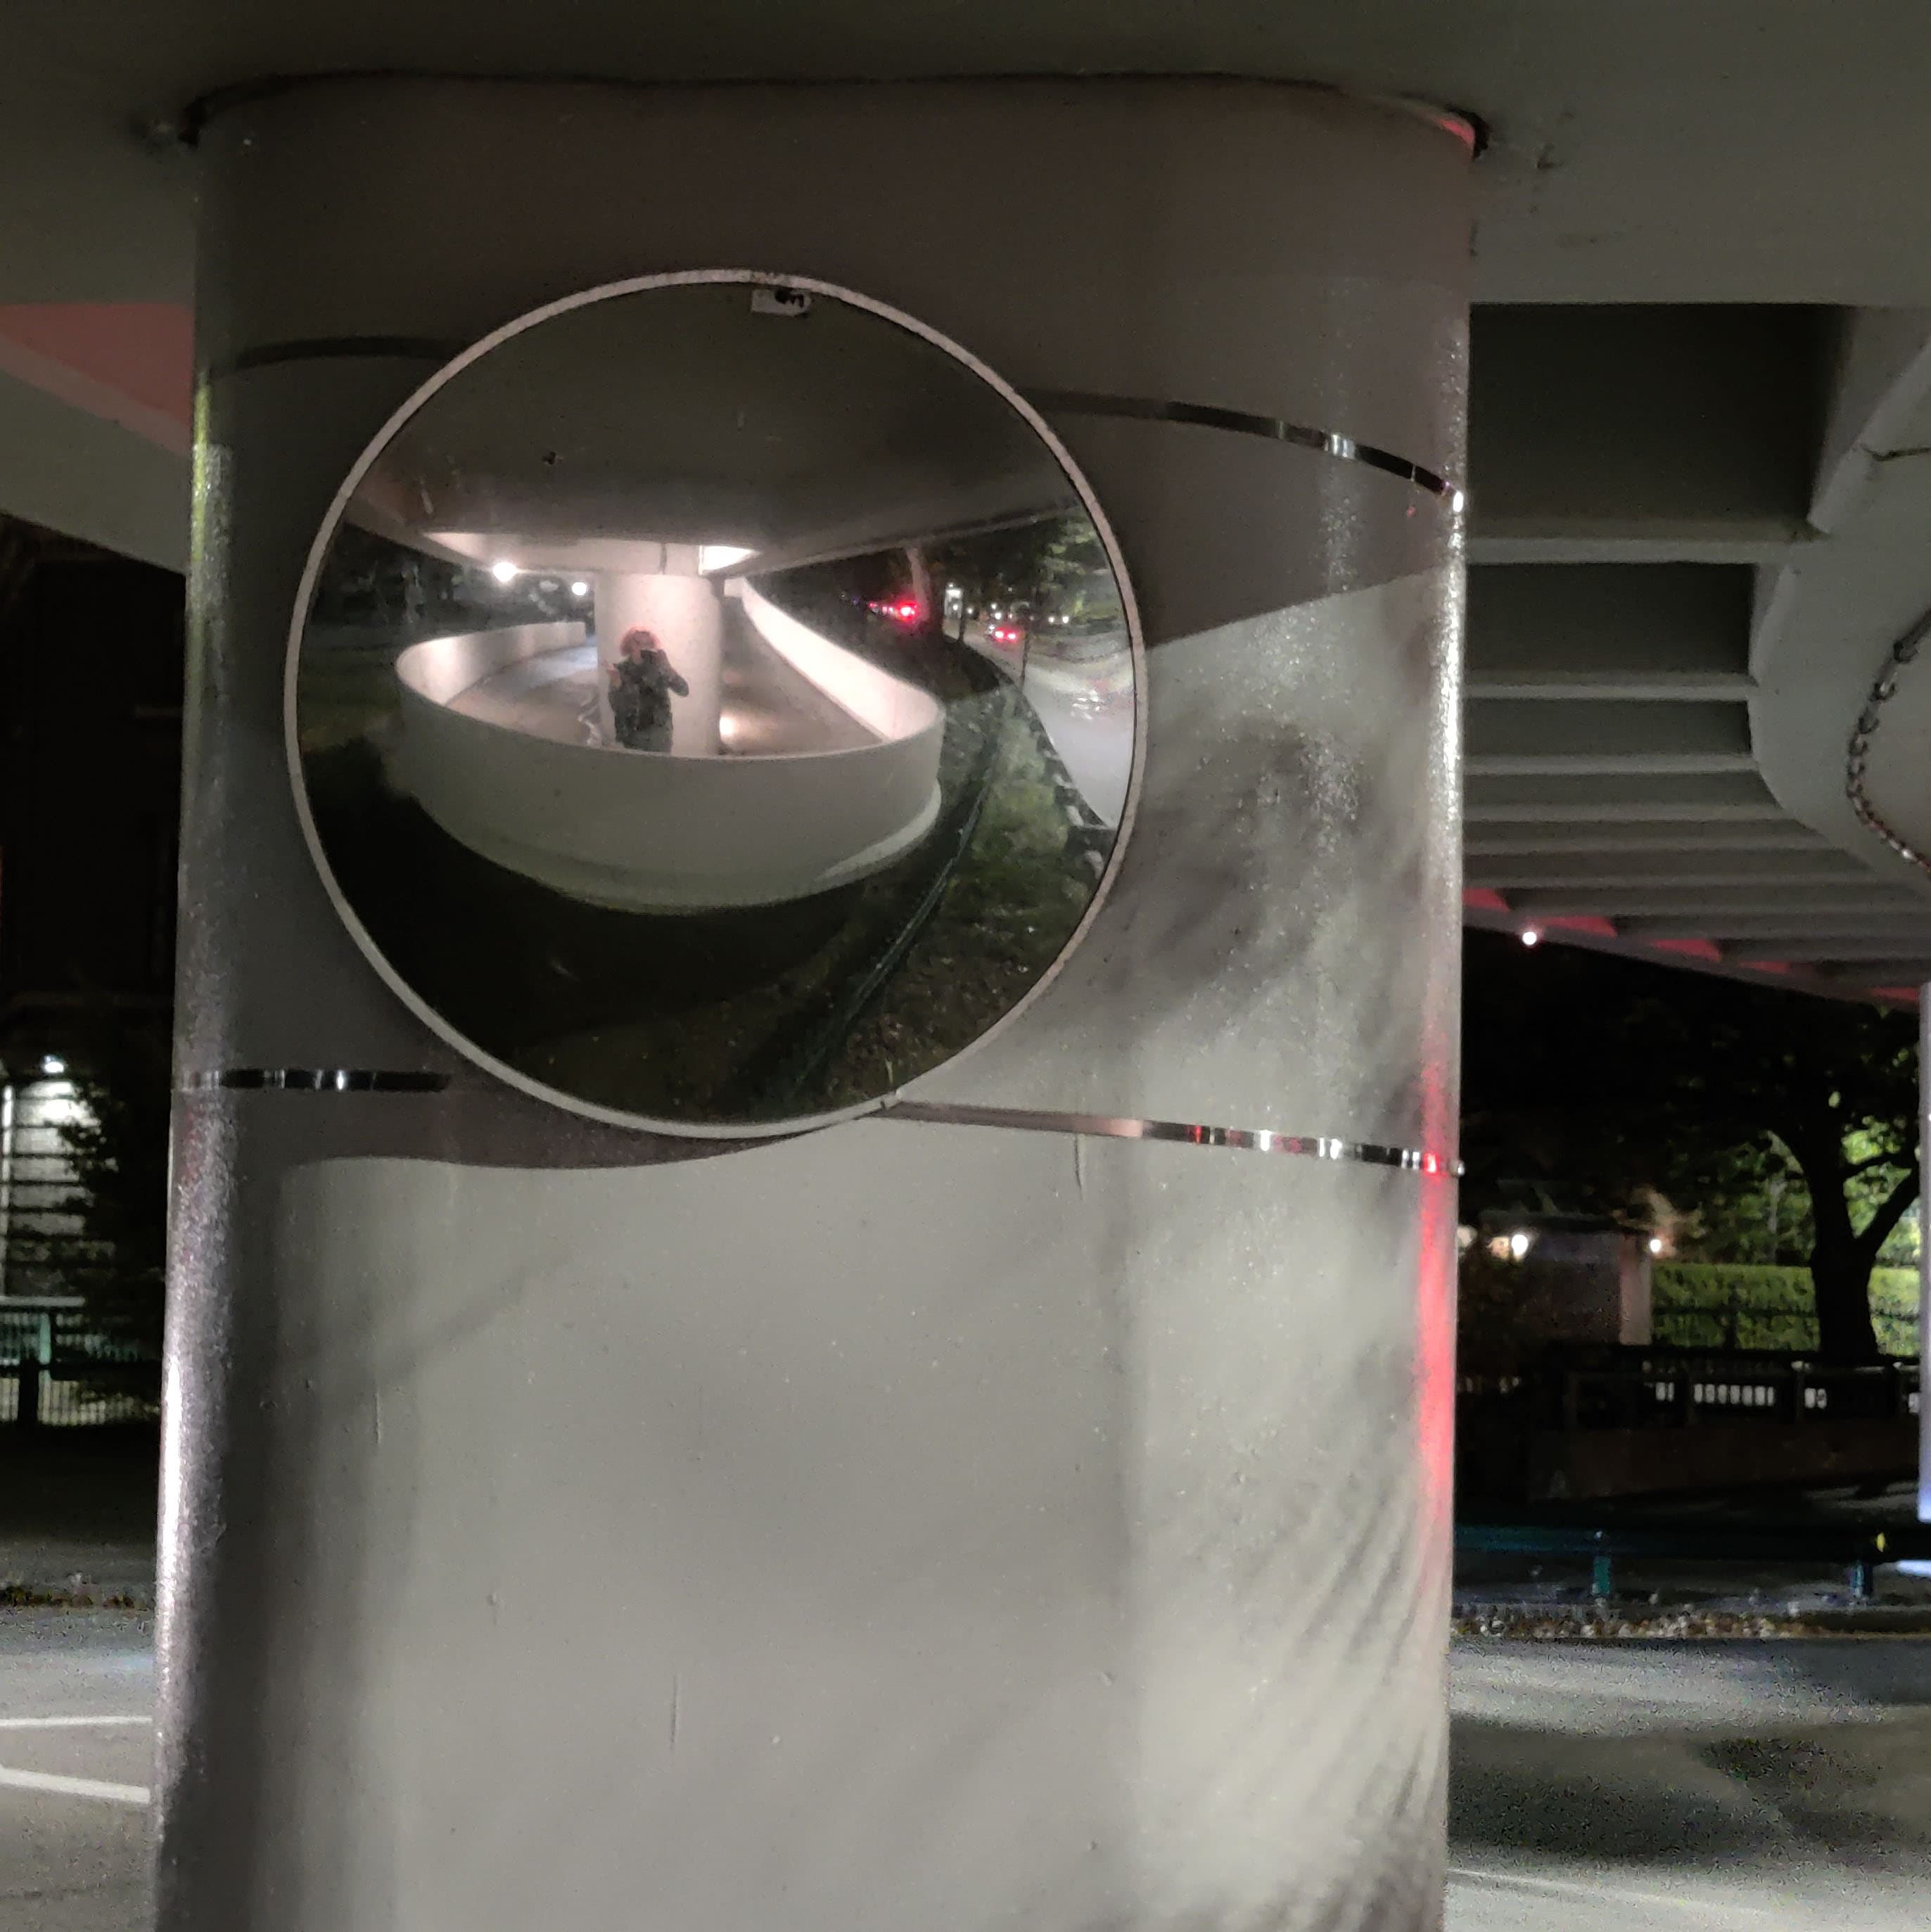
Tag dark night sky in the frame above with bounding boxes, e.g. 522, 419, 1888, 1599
0, 519, 184, 1063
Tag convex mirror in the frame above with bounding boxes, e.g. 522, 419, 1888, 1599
290, 273, 1140, 1132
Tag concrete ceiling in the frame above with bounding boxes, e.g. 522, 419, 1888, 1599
10, 4, 1931, 307
359, 282, 1072, 555
1462, 303, 1931, 998
8, 3, 1931, 996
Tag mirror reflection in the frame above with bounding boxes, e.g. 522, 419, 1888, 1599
292, 277, 1137, 1128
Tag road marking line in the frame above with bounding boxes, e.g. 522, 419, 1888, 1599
0, 1765, 151, 1806
1448, 1866, 1773, 1917
0, 1715, 151, 1730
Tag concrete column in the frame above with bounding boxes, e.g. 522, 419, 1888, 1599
594, 564, 724, 754
167, 78, 1470, 1931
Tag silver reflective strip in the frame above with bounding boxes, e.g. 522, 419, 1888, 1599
1024, 388, 1465, 511
182, 1069, 450, 1093
884, 1098, 1457, 1174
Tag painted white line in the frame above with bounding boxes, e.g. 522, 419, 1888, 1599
1448, 1866, 1773, 1918
0, 1765, 151, 1807
0, 1715, 151, 1731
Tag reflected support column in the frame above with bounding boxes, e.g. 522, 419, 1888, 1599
165, 77, 1470, 1932
596, 552, 724, 754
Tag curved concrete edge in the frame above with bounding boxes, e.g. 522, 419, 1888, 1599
434, 774, 943, 913
1750, 310, 1931, 902
388, 621, 946, 910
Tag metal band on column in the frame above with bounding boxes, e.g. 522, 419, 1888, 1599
1026, 389, 1466, 509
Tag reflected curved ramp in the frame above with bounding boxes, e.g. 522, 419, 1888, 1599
393, 617, 943, 911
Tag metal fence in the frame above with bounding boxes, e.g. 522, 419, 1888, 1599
0, 1304, 159, 1427
1458, 1517, 1931, 1601
1460, 1343, 1921, 1432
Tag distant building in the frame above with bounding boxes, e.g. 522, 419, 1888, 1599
1473, 1209, 1655, 1349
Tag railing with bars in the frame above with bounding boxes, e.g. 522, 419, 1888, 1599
1458, 1517, 1931, 1603
0, 1304, 159, 1427
1458, 1344, 1920, 1432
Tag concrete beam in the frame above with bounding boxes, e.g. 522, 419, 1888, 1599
0, 368, 187, 571
1465, 699, 1753, 775
1466, 849, 1873, 891
1622, 913, 1931, 941
1469, 306, 1828, 548
1811, 307, 1931, 533
1510, 886, 1916, 918
1465, 562, 1754, 701
1468, 533, 1806, 566
1814, 958, 1931, 983
1726, 936, 1931, 963
1465, 667, 1755, 700
1467, 823, 1825, 855
1464, 771, 1788, 821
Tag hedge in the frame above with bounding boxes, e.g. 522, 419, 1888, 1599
1652, 1263, 1919, 1357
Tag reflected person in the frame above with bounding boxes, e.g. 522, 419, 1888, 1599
608, 626, 690, 752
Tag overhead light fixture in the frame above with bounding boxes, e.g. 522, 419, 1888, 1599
1520, 927, 1541, 948
570, 580, 590, 597
39, 1055, 65, 1076
490, 559, 519, 585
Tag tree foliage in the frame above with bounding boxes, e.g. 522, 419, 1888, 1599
1462, 933, 1919, 1361
52, 1010, 170, 1366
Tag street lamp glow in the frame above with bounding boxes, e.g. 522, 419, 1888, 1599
490, 559, 519, 585
1648, 1235, 1666, 1257
1508, 1230, 1531, 1261
1520, 927, 1541, 948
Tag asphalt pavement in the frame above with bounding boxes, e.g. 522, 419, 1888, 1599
1449, 1638, 1931, 1928
2, 1613, 1927, 1929
0, 1611, 153, 1931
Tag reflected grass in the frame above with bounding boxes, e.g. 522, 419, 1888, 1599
298, 687, 1099, 1125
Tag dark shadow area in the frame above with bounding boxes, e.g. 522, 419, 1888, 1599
1450, 1716, 1790, 1861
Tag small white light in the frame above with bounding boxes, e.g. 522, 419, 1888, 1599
39, 1055, 65, 1076
719, 716, 738, 742
490, 559, 519, 585
571, 580, 590, 598
1520, 927, 1541, 948
1508, 1231, 1531, 1261
1648, 1236, 1665, 1257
